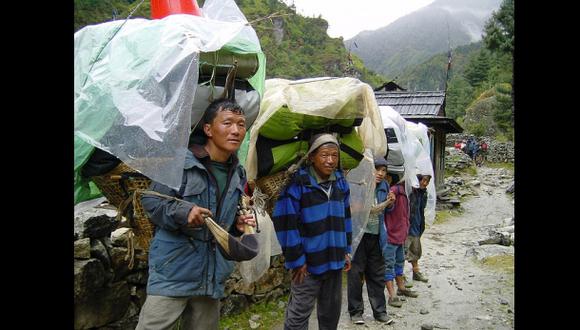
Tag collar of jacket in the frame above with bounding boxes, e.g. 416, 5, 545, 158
185, 144, 238, 170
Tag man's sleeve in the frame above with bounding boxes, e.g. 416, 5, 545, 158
141, 180, 196, 231
344, 184, 352, 254
272, 183, 305, 269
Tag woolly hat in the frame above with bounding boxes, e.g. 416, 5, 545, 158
307, 133, 340, 156
387, 164, 405, 175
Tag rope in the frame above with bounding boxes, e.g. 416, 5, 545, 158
251, 187, 269, 216
125, 230, 135, 270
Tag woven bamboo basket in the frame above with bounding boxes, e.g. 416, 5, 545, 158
255, 171, 291, 215
91, 162, 154, 250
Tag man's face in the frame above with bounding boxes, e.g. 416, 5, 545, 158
419, 175, 431, 189
375, 166, 387, 183
310, 144, 339, 179
203, 109, 246, 154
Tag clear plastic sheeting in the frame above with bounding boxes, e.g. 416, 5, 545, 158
239, 210, 281, 284
405, 122, 436, 225
74, 1, 258, 193
378, 106, 419, 193
346, 149, 377, 255
246, 77, 387, 180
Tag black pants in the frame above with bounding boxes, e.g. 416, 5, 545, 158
347, 233, 388, 318
284, 269, 342, 330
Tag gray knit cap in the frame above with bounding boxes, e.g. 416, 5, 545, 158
307, 133, 340, 156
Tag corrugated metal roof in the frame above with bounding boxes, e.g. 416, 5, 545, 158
375, 91, 446, 116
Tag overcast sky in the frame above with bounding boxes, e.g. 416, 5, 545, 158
282, 0, 436, 40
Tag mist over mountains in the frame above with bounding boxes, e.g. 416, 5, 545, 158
345, 0, 502, 78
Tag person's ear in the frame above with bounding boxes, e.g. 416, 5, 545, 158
203, 123, 212, 137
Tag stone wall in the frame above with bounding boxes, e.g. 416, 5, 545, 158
446, 134, 514, 163
74, 209, 291, 330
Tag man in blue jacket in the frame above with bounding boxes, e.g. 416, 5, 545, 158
273, 133, 352, 330
136, 98, 256, 330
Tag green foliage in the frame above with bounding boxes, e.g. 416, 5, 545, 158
74, 0, 385, 86
465, 50, 492, 88
219, 294, 289, 330
483, 0, 514, 55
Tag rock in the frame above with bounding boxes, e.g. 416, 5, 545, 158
420, 308, 429, 314
74, 238, 91, 259
465, 245, 514, 261
249, 319, 260, 329
250, 314, 261, 321
75, 214, 118, 239
421, 324, 434, 330
74, 259, 106, 301
91, 238, 112, 270
232, 278, 256, 296
278, 301, 286, 309
221, 294, 249, 316
74, 281, 130, 329
111, 227, 132, 247
499, 298, 509, 305
476, 315, 492, 321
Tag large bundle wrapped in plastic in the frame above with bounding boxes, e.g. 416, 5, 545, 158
378, 106, 436, 224
405, 121, 436, 225
74, 0, 266, 206
245, 77, 387, 181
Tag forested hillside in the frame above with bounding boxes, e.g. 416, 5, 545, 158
74, 0, 385, 86
396, 0, 513, 141
345, 0, 501, 78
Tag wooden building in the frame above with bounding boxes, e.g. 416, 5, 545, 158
374, 88, 463, 189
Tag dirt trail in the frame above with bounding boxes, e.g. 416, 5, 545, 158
292, 165, 515, 329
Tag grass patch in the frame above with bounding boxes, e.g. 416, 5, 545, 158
480, 255, 514, 274
220, 294, 288, 330
486, 162, 514, 172
433, 209, 462, 225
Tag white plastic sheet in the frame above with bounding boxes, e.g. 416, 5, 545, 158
405, 122, 437, 225
239, 210, 281, 283
75, 3, 251, 191
378, 106, 437, 225
346, 149, 377, 255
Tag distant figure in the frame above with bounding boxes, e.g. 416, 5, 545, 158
480, 141, 488, 153
460, 139, 467, 153
467, 137, 478, 160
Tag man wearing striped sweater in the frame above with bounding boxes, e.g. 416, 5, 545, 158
273, 133, 352, 330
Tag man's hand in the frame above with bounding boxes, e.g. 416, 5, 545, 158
343, 253, 352, 272
187, 206, 212, 227
235, 213, 256, 233
385, 191, 396, 207
292, 264, 308, 285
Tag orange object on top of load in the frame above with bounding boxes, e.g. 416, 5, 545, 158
151, 0, 202, 19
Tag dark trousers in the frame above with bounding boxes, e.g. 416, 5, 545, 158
284, 269, 342, 330
347, 233, 387, 318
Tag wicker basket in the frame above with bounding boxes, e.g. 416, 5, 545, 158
91, 162, 154, 250
255, 171, 291, 215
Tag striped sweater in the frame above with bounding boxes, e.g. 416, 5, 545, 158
272, 166, 352, 275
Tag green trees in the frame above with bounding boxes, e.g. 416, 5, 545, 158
74, 0, 385, 86
483, 0, 514, 55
